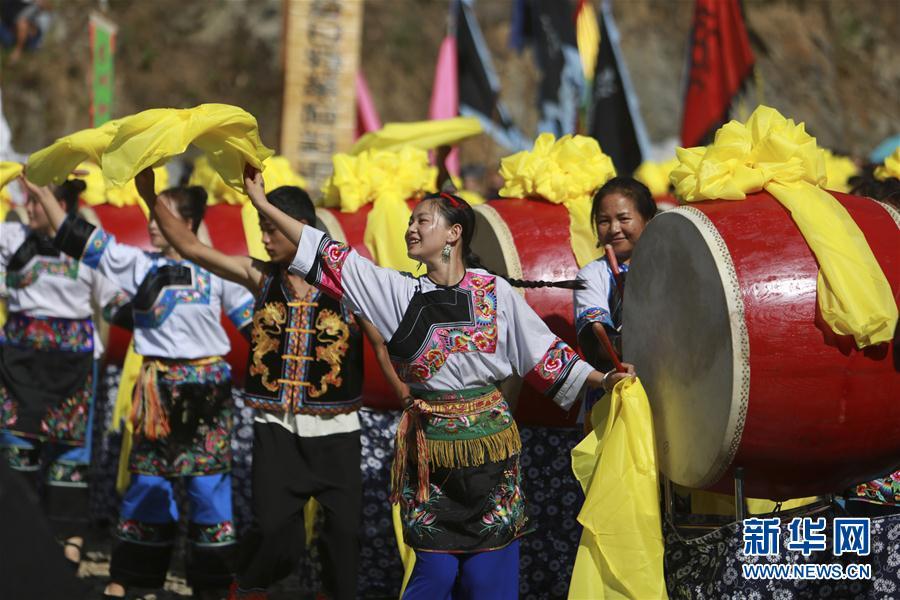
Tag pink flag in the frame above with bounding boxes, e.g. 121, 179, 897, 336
356, 71, 382, 139
429, 35, 460, 176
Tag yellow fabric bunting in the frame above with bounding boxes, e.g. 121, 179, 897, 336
634, 158, 678, 198
321, 147, 436, 272
350, 117, 482, 156
670, 105, 897, 348
190, 155, 307, 206
569, 377, 666, 599
822, 150, 859, 193
874, 147, 900, 181
499, 133, 616, 267
102, 104, 273, 192
26, 119, 122, 186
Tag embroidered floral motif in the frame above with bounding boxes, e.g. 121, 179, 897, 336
5, 256, 79, 289
851, 471, 900, 506
102, 291, 132, 322
0, 313, 94, 352
228, 298, 255, 330
249, 302, 287, 392
308, 309, 349, 398
0, 384, 16, 430
524, 337, 580, 395
0, 443, 39, 471
116, 518, 176, 545
133, 264, 213, 328
41, 371, 93, 444
189, 521, 237, 545
480, 464, 527, 536
47, 461, 88, 485
424, 398, 514, 441
82, 227, 112, 269
575, 306, 613, 333
395, 272, 498, 384
401, 483, 444, 538
314, 237, 352, 299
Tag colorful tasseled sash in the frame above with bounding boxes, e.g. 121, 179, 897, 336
390, 385, 521, 503
129, 356, 223, 440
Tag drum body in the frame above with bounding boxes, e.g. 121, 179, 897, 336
625, 191, 900, 499
471, 198, 582, 427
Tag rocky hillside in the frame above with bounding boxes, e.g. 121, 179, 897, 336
2, 0, 898, 176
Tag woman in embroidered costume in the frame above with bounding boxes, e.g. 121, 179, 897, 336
242, 167, 633, 598
23, 176, 255, 599
0, 178, 128, 571
573, 177, 656, 428
137, 167, 372, 600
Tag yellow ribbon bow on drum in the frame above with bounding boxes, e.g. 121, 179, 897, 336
822, 149, 859, 193
499, 133, 617, 268
26, 119, 123, 186
874, 147, 900, 182
670, 105, 897, 348
321, 147, 437, 272
569, 377, 666, 600
102, 104, 273, 192
634, 158, 678, 198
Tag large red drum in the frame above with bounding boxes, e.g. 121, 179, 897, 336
624, 191, 900, 499
471, 198, 583, 428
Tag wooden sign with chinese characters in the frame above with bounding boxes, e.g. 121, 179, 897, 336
281, 0, 363, 194
89, 12, 117, 127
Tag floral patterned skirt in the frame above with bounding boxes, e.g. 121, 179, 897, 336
396, 386, 530, 553
129, 357, 233, 477
0, 314, 95, 445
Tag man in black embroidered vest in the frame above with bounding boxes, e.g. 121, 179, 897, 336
135, 168, 365, 600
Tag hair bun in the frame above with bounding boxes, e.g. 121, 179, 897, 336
187, 185, 208, 205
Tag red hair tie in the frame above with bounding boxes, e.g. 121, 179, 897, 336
440, 192, 461, 208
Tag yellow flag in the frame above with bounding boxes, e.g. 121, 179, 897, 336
350, 117, 482, 156
26, 119, 122, 186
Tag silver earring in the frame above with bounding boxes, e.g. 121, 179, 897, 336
441, 243, 452, 263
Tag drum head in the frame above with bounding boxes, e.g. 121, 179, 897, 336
624, 206, 750, 489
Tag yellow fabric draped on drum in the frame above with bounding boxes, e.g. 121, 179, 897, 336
874, 147, 900, 181
321, 147, 437, 272
499, 133, 616, 268
26, 119, 123, 186
569, 377, 666, 599
670, 105, 897, 348
102, 104, 273, 192
350, 117, 482, 155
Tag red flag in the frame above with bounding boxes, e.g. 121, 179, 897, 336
680, 0, 754, 147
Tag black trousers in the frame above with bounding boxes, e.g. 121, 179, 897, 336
237, 422, 362, 599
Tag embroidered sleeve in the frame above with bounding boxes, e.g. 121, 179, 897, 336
90, 269, 131, 323
573, 259, 614, 334
221, 278, 255, 330
55, 215, 151, 296
289, 225, 413, 339
503, 280, 591, 410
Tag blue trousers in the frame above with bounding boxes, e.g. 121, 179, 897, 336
402, 541, 520, 600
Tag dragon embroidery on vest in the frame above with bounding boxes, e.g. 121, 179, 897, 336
308, 309, 350, 398
250, 302, 287, 392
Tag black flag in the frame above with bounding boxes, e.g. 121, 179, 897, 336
586, 1, 649, 175
457, 0, 528, 151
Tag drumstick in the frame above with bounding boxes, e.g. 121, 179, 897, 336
604, 244, 624, 294
593, 322, 626, 373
